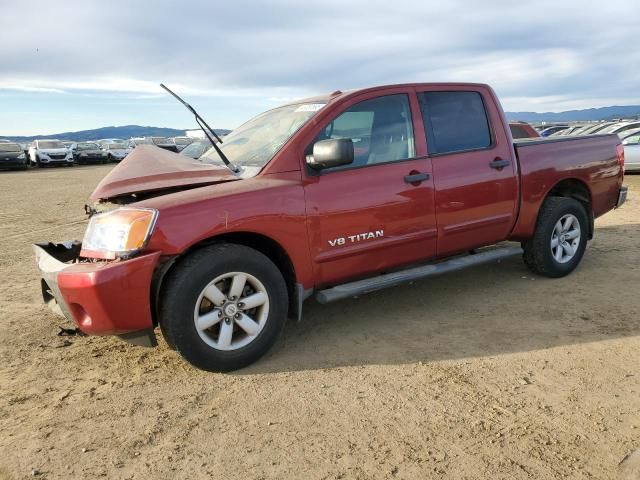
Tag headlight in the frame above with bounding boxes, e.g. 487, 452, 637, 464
80, 153, 87, 157
81, 208, 158, 259
18, 153, 25, 159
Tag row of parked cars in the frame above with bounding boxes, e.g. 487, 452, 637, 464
508, 119, 640, 172
7, 118, 636, 172
538, 120, 640, 140
0, 135, 213, 170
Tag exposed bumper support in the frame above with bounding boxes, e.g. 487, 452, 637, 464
35, 241, 82, 321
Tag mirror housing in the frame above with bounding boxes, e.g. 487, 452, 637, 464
307, 138, 354, 170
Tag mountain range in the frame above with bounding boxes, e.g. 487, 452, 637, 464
2, 104, 640, 141
505, 105, 640, 123
1, 125, 231, 143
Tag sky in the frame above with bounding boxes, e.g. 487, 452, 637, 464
0, 0, 638, 135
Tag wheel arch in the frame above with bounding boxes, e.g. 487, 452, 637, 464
152, 231, 299, 326
544, 177, 594, 239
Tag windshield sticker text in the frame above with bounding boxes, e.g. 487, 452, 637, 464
295, 103, 325, 112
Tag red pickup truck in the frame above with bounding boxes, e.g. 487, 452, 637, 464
34, 83, 627, 372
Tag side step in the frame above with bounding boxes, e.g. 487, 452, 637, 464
315, 245, 523, 304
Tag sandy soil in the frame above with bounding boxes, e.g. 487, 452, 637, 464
0, 165, 638, 480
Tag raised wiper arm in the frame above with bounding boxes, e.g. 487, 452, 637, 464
160, 83, 239, 173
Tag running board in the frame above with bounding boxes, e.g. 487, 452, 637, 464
315, 246, 523, 304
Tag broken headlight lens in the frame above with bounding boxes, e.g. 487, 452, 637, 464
81, 208, 158, 259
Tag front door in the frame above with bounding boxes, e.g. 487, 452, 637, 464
303, 92, 437, 287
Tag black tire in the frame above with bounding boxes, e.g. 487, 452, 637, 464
160, 244, 288, 372
523, 197, 589, 278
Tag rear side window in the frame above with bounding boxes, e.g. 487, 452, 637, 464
418, 91, 492, 155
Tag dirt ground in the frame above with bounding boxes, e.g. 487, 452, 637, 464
0, 165, 638, 480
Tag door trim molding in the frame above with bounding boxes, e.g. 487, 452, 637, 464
441, 213, 513, 235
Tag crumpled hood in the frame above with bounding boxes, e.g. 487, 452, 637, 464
89, 145, 239, 201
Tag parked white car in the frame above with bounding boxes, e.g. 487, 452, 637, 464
619, 127, 640, 141
28, 139, 73, 167
601, 121, 640, 136
622, 133, 640, 172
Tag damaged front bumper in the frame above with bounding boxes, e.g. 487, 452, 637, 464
34, 242, 161, 347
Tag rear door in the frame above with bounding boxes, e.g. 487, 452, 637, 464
303, 90, 437, 287
416, 88, 518, 257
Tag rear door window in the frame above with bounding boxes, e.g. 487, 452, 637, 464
418, 91, 492, 155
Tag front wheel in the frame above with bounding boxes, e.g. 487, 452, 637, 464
523, 197, 589, 278
160, 244, 288, 372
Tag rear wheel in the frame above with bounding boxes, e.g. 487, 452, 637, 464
160, 244, 288, 372
523, 197, 588, 278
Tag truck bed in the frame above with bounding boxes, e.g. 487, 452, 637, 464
509, 133, 623, 240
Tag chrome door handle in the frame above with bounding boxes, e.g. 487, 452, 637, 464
490, 158, 510, 169
404, 172, 430, 184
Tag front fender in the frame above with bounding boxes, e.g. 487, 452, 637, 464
137, 172, 315, 288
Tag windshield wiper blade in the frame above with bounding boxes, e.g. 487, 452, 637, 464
160, 83, 240, 173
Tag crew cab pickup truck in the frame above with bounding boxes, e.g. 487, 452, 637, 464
34, 83, 627, 372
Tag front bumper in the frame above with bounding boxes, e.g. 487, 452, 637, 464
34, 242, 160, 346
40, 157, 73, 164
76, 154, 106, 163
0, 158, 27, 168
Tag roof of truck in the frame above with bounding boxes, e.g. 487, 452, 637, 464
285, 82, 492, 107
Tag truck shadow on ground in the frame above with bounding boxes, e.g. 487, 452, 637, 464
243, 223, 640, 374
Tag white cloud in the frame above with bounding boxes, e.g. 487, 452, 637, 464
0, 0, 638, 132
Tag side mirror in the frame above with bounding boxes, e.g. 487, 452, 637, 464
307, 138, 354, 170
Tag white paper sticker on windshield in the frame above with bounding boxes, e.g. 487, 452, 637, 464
295, 103, 325, 112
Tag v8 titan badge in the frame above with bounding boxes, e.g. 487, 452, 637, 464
328, 230, 384, 247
